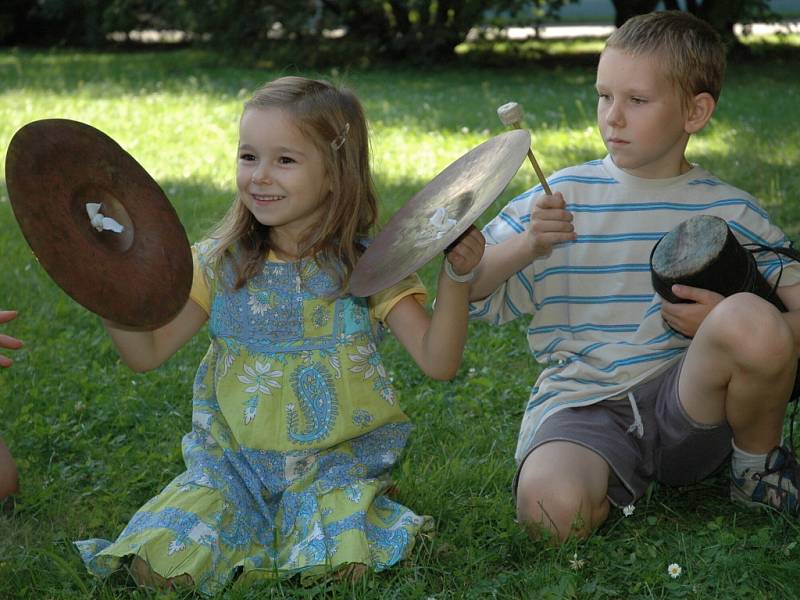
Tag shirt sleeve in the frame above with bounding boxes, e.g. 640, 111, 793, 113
189, 246, 212, 315
731, 198, 800, 288
368, 272, 427, 324
468, 188, 539, 325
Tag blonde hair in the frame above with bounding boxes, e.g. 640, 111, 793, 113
209, 76, 378, 291
604, 11, 726, 109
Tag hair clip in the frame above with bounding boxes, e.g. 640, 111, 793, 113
331, 122, 350, 150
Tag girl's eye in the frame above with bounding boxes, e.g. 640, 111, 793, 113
631, 97, 646, 104
278, 156, 296, 165
239, 153, 256, 161
597, 93, 610, 101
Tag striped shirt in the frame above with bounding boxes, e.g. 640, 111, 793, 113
469, 155, 800, 463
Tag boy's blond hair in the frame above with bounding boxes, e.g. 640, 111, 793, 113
604, 11, 726, 108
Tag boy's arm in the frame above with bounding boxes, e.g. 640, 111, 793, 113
102, 299, 208, 372
470, 191, 575, 301
386, 227, 484, 381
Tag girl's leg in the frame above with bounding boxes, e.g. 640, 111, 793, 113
678, 293, 796, 451
516, 440, 611, 542
130, 556, 194, 590
0, 438, 19, 501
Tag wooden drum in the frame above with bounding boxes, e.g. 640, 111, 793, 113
650, 214, 785, 310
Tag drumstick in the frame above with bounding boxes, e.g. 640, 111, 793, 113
497, 102, 552, 195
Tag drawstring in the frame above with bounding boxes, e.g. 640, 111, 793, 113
626, 391, 644, 438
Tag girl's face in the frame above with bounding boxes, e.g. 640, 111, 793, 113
236, 107, 330, 254
595, 48, 692, 179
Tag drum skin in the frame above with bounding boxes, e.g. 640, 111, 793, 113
650, 214, 784, 310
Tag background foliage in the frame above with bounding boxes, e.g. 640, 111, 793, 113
0, 0, 792, 63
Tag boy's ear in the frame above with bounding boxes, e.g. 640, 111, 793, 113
685, 92, 716, 134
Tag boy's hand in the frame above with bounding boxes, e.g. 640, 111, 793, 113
445, 225, 485, 277
0, 310, 23, 368
528, 192, 576, 259
660, 284, 724, 337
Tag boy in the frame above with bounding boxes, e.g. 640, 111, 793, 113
468, 11, 800, 542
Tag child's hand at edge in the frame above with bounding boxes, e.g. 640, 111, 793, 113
444, 225, 485, 278
527, 191, 576, 260
0, 310, 23, 368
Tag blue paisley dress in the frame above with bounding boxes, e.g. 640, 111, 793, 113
75, 240, 432, 594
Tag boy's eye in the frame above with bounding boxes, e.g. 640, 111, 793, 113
239, 153, 256, 161
631, 97, 646, 104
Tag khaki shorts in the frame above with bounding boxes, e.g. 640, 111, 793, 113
515, 357, 733, 507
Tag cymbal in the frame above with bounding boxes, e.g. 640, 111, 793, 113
5, 119, 192, 329
349, 129, 530, 297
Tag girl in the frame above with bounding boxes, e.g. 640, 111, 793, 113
75, 76, 484, 593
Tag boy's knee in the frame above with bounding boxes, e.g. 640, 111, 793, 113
516, 468, 606, 542
706, 293, 795, 369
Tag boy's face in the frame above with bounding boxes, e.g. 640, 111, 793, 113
596, 48, 692, 179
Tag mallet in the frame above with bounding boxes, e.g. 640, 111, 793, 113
497, 101, 552, 195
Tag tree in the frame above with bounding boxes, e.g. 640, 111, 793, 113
609, 0, 780, 51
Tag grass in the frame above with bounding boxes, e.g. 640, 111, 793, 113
1, 38, 800, 598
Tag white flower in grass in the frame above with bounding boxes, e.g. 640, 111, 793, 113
667, 563, 682, 578
348, 343, 386, 380
568, 552, 586, 570
237, 361, 282, 395
622, 504, 635, 517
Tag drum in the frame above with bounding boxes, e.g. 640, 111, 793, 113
650, 214, 785, 310
651, 214, 800, 401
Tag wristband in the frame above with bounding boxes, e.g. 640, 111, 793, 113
444, 258, 475, 283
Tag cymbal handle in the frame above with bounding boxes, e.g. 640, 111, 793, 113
510, 121, 552, 195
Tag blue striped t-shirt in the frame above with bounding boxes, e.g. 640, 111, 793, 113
469, 155, 800, 463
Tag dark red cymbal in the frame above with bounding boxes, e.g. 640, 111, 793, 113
5, 119, 192, 329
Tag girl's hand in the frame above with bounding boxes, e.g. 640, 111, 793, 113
527, 191, 576, 259
660, 284, 724, 337
0, 310, 23, 368
444, 225, 485, 277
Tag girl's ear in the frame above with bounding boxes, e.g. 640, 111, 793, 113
685, 92, 716, 134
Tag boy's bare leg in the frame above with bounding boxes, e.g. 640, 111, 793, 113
516, 440, 610, 542
678, 293, 796, 451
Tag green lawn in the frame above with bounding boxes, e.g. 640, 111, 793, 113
1, 42, 800, 599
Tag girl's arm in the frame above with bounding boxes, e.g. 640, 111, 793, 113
386, 227, 484, 380
102, 299, 208, 372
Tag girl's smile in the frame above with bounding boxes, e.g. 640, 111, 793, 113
236, 107, 330, 253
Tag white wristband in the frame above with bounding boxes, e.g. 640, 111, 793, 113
444, 258, 475, 283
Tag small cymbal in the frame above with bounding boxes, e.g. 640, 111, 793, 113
5, 119, 192, 329
349, 129, 530, 297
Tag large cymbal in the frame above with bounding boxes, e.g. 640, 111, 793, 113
5, 119, 192, 329
349, 128, 530, 297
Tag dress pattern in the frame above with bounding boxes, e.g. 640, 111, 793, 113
74, 242, 431, 595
